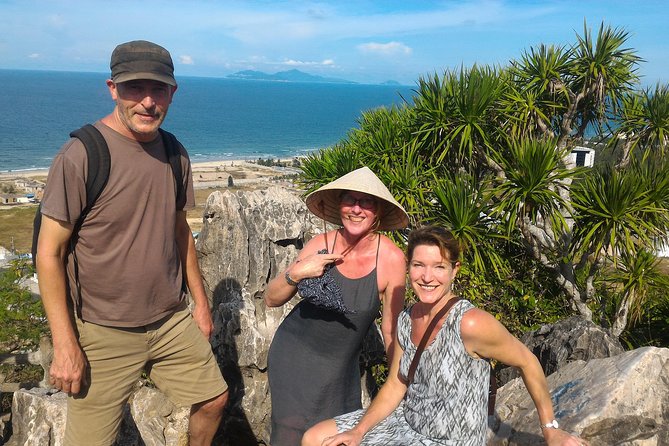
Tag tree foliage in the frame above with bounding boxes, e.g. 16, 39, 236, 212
299, 21, 669, 341
0, 261, 47, 352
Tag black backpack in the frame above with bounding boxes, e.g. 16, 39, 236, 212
31, 124, 186, 268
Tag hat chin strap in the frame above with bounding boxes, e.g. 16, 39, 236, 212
337, 223, 378, 257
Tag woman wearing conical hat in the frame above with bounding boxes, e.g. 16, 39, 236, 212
265, 166, 409, 446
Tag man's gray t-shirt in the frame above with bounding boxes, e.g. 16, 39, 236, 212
40, 121, 195, 327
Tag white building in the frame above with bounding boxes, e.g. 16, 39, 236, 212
570, 146, 596, 167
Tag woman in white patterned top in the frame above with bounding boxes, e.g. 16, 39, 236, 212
302, 226, 589, 446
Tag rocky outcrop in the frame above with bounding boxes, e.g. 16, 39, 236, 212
7, 383, 188, 446
196, 187, 324, 445
488, 346, 669, 445
8, 389, 66, 446
498, 316, 625, 385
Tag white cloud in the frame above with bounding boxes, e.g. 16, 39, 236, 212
28, 53, 40, 59
179, 55, 194, 65
282, 59, 335, 67
357, 41, 412, 56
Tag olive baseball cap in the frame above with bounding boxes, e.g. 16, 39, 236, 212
110, 40, 176, 86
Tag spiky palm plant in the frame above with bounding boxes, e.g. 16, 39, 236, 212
604, 249, 669, 336
614, 84, 669, 166
298, 142, 361, 195
428, 172, 507, 276
412, 66, 505, 175
571, 166, 665, 265
295, 20, 669, 340
491, 137, 574, 237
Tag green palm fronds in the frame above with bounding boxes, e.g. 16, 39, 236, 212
604, 248, 669, 327
428, 173, 508, 276
412, 66, 505, 171
614, 84, 669, 163
298, 143, 362, 195
370, 142, 434, 228
571, 21, 642, 116
491, 138, 575, 235
571, 166, 665, 263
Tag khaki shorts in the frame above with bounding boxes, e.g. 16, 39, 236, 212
64, 307, 228, 446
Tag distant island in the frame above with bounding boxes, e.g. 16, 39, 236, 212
227, 69, 355, 84
226, 69, 402, 86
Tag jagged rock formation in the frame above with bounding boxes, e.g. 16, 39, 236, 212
8, 384, 189, 446
488, 346, 669, 445
498, 316, 625, 385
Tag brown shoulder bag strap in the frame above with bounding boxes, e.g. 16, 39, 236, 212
406, 297, 461, 384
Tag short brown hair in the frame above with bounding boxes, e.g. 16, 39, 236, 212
407, 225, 460, 264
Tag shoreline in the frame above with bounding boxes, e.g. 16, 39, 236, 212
0, 158, 301, 189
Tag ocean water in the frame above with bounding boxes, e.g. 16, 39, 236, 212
0, 69, 414, 172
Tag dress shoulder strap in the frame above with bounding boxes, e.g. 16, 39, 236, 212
329, 229, 339, 253
375, 233, 381, 266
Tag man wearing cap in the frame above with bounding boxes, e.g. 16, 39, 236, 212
36, 40, 228, 445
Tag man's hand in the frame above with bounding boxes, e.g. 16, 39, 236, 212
192, 302, 214, 340
49, 341, 88, 395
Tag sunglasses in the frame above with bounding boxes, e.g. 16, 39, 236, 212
340, 194, 377, 210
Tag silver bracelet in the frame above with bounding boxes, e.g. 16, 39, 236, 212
284, 270, 299, 286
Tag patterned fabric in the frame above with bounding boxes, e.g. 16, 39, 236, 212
335, 404, 453, 446
297, 249, 354, 314
334, 299, 490, 445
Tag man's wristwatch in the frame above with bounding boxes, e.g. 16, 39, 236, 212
284, 270, 299, 286
542, 419, 559, 429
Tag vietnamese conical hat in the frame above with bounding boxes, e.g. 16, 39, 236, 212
305, 166, 409, 230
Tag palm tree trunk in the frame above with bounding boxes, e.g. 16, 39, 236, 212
612, 293, 632, 337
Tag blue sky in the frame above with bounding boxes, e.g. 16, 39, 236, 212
0, 0, 667, 86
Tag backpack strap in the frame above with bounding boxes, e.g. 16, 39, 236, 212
68, 124, 111, 315
71, 124, 112, 224
159, 128, 186, 211
158, 128, 187, 293
31, 124, 109, 270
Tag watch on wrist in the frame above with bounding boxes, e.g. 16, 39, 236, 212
542, 419, 559, 429
284, 270, 299, 286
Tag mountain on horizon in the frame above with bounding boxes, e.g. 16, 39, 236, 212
226, 69, 357, 84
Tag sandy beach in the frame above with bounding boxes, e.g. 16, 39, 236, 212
0, 159, 300, 190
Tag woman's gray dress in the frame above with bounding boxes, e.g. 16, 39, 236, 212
268, 244, 381, 446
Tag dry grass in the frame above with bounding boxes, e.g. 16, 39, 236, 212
0, 205, 38, 254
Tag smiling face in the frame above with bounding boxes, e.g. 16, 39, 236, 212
107, 79, 176, 142
409, 243, 460, 305
338, 191, 379, 236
